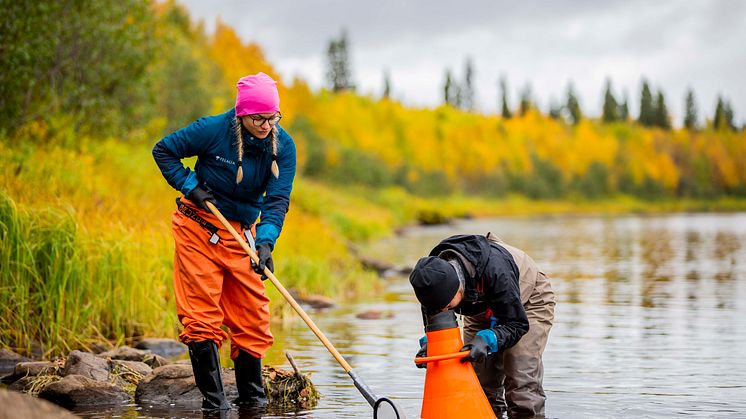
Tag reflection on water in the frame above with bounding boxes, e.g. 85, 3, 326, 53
75, 213, 746, 418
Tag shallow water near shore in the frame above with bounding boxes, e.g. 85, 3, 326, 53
72, 212, 746, 418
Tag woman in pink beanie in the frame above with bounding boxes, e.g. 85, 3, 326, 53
153, 72, 296, 412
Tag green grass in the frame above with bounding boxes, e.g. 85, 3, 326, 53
0, 191, 178, 357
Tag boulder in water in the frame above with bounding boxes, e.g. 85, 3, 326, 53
135, 363, 236, 407
38, 374, 130, 407
356, 310, 395, 320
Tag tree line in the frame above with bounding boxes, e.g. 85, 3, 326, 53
323, 32, 741, 132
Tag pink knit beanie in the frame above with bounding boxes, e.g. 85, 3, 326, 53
235, 72, 280, 116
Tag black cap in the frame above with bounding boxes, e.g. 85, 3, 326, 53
409, 256, 460, 311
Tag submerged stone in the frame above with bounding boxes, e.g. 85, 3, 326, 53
289, 289, 336, 310
356, 310, 395, 320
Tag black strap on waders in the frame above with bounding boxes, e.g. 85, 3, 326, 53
176, 197, 220, 244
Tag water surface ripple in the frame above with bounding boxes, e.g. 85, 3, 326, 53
76, 213, 746, 418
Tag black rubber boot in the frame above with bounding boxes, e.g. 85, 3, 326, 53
233, 350, 268, 408
187, 340, 231, 411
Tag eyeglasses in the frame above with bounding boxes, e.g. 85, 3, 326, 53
248, 113, 282, 127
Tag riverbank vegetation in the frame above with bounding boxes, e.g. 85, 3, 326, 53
2, 1, 745, 357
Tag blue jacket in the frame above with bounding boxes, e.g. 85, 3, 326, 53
152, 108, 296, 249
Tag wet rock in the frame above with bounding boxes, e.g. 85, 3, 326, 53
0, 348, 29, 376
7, 376, 36, 392
39, 374, 130, 407
289, 289, 335, 310
0, 388, 79, 419
111, 360, 152, 378
98, 346, 151, 362
2, 361, 59, 384
135, 364, 237, 407
359, 256, 413, 278
360, 256, 395, 274
355, 310, 395, 320
416, 210, 451, 226
136, 363, 316, 409
88, 342, 114, 354
135, 364, 198, 405
110, 360, 152, 396
134, 338, 187, 358
141, 353, 169, 368
64, 350, 110, 382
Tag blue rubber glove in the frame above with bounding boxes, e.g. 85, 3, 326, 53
415, 335, 427, 369
461, 329, 498, 363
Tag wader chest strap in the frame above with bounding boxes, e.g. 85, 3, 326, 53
176, 198, 220, 244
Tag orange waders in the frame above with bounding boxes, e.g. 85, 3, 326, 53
171, 197, 273, 360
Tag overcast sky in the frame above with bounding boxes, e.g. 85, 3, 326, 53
179, 0, 745, 126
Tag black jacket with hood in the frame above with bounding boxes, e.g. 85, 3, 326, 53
422, 234, 529, 351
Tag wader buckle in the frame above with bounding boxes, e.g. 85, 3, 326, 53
176, 197, 220, 244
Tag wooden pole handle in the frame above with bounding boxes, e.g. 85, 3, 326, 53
204, 201, 353, 372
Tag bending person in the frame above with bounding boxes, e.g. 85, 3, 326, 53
152, 72, 296, 411
410, 233, 555, 418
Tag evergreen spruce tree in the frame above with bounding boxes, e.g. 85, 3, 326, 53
723, 100, 736, 131
713, 96, 725, 130
656, 91, 671, 129
500, 76, 512, 119
565, 82, 582, 125
519, 84, 533, 116
638, 79, 655, 127
444, 69, 460, 107
325, 30, 354, 92
602, 78, 620, 123
383, 70, 391, 99
461, 57, 475, 111
683, 88, 698, 130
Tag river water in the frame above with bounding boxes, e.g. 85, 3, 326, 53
76, 213, 746, 418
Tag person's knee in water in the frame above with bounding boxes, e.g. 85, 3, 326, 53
410, 233, 555, 417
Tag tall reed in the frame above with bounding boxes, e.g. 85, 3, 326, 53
0, 192, 179, 357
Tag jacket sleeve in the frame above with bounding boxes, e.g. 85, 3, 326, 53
152, 118, 214, 195
486, 267, 529, 351
255, 131, 297, 249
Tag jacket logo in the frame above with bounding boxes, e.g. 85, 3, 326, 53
214, 155, 236, 165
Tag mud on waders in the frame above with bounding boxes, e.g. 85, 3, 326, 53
203, 201, 405, 418
415, 310, 496, 419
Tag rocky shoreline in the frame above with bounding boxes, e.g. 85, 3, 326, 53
0, 339, 317, 418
